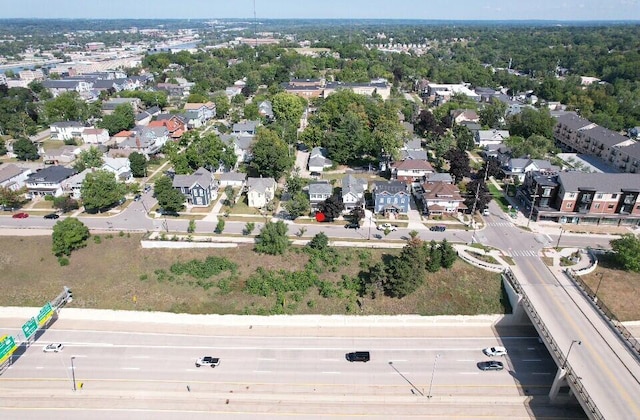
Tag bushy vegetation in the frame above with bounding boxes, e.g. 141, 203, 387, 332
170, 256, 237, 279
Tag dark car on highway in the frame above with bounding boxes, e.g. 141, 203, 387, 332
430, 225, 446, 232
477, 361, 504, 371
344, 222, 360, 229
346, 351, 370, 362
44, 213, 60, 219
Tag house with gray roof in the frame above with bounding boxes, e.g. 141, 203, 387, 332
308, 180, 333, 210
0, 164, 31, 191
503, 158, 559, 182
258, 100, 274, 119
220, 133, 254, 168
246, 177, 276, 208
475, 129, 510, 147
218, 172, 247, 188
232, 120, 261, 135
26, 166, 77, 197
117, 126, 169, 157
102, 97, 141, 115
341, 174, 368, 211
42, 79, 93, 96
308, 147, 333, 174
172, 167, 218, 207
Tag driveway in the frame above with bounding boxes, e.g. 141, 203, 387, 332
294, 149, 310, 178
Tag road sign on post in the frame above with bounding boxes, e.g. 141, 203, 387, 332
36, 303, 53, 327
0, 335, 17, 364
22, 317, 38, 340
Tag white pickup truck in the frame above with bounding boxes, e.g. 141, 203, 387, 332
195, 356, 221, 368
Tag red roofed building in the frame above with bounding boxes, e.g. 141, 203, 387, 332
148, 118, 186, 141
420, 181, 466, 216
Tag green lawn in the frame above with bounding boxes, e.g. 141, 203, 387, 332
488, 183, 510, 212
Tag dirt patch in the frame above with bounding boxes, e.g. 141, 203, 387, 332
0, 235, 505, 316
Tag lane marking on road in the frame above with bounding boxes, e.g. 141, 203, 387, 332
68, 354, 88, 358
253, 370, 271, 373
132, 356, 150, 359
458, 372, 479, 375
457, 359, 475, 362
321, 358, 340, 362
35, 367, 43, 369
527, 347, 536, 350
522, 359, 542, 362
121, 367, 140, 370
257, 358, 276, 361
389, 359, 408, 362
321, 372, 341, 375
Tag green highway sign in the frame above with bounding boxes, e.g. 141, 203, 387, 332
37, 302, 53, 326
0, 335, 17, 364
22, 317, 38, 339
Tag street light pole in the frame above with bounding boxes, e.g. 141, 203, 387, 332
594, 273, 604, 303
427, 353, 440, 398
70, 356, 77, 391
562, 340, 581, 369
555, 228, 564, 249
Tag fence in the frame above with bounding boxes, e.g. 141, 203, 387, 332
502, 269, 604, 420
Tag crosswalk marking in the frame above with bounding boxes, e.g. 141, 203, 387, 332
504, 250, 539, 257
488, 222, 515, 227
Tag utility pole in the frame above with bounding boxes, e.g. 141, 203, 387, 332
526, 190, 539, 228
470, 164, 489, 228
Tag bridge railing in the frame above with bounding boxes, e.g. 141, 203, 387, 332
503, 269, 604, 420
565, 268, 640, 361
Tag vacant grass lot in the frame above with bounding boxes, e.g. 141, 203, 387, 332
0, 235, 506, 316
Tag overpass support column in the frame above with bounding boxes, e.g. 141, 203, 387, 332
549, 367, 567, 401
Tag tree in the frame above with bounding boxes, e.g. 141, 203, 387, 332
98, 103, 135, 135
479, 98, 507, 129
426, 240, 442, 273
610, 234, 640, 272
129, 152, 148, 178
250, 127, 292, 179
215, 219, 225, 234
244, 222, 256, 235
0, 186, 25, 209
285, 170, 305, 194
154, 175, 185, 213
415, 109, 445, 140
73, 146, 104, 172
307, 232, 329, 251
384, 239, 426, 298
445, 148, 470, 184
505, 134, 557, 159
187, 219, 196, 234
51, 217, 90, 257
272, 92, 306, 126
256, 220, 290, 255
454, 125, 475, 151
507, 107, 556, 140
43, 91, 89, 123
318, 195, 344, 221
224, 185, 237, 207
348, 206, 365, 225
12, 138, 39, 161
81, 170, 126, 212
212, 92, 230, 118
464, 178, 492, 214
0, 138, 7, 156
284, 192, 310, 220
53, 196, 80, 213
440, 239, 457, 268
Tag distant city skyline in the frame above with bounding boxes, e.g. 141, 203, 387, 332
6, 0, 640, 21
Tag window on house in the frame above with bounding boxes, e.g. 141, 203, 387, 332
569, 193, 576, 198
612, 194, 618, 199
595, 204, 600, 209
608, 204, 614, 209
566, 203, 573, 208
596, 194, 603, 199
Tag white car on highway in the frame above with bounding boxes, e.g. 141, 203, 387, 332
482, 346, 507, 357
43, 343, 64, 353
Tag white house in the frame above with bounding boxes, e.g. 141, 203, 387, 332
50, 121, 86, 141
219, 172, 247, 188
62, 168, 92, 199
308, 147, 333, 174
503, 158, 559, 183
246, 177, 276, 208
475, 129, 510, 147
0, 164, 31, 191
26, 166, 77, 197
102, 157, 133, 182
81, 128, 109, 145
341, 174, 368, 211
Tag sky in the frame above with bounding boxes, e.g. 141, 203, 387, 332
5, 0, 640, 21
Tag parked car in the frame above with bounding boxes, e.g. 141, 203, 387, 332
346, 351, 370, 362
43, 343, 64, 353
482, 208, 490, 216
44, 213, 60, 219
12, 212, 29, 219
477, 361, 504, 371
344, 222, 360, 229
377, 223, 397, 231
195, 356, 220, 368
429, 225, 446, 232
133, 194, 142, 202
483, 346, 507, 357
144, 185, 152, 193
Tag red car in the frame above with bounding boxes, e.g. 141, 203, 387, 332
12, 212, 29, 219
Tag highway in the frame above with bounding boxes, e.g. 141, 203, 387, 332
0, 319, 587, 419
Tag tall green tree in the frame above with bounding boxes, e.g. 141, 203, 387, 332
256, 221, 290, 255
43, 91, 89, 123
507, 107, 556, 139
98, 103, 135, 135
250, 127, 292, 179
12, 138, 39, 161
52, 217, 90, 257
384, 238, 426, 298
318, 195, 344, 221
271, 92, 306, 126
0, 186, 25, 209
129, 152, 148, 178
154, 175, 185, 213
610, 234, 640, 272
479, 98, 507, 129
73, 146, 104, 172
81, 170, 126, 212
283, 192, 310, 219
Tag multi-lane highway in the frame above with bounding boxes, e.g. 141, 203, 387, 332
0, 318, 587, 419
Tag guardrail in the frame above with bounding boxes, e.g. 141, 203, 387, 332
502, 269, 604, 420
565, 268, 640, 361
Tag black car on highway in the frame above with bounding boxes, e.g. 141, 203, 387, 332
346, 351, 370, 362
44, 213, 60, 219
477, 360, 504, 371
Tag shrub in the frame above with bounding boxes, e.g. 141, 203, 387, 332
57, 256, 69, 266
93, 235, 101, 244
170, 256, 237, 279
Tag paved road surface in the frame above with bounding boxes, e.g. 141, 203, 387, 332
0, 319, 586, 419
